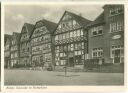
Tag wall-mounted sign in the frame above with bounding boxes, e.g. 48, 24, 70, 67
112, 35, 121, 39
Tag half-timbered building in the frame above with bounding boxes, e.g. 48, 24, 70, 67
30, 19, 57, 69
10, 32, 20, 67
54, 11, 91, 67
4, 34, 12, 68
20, 23, 34, 66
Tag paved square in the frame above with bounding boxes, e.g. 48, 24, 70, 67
5, 69, 124, 85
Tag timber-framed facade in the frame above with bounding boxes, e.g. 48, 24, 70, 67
54, 11, 91, 67
30, 19, 57, 69
20, 23, 34, 66
10, 32, 20, 67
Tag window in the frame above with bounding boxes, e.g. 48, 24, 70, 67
66, 32, 69, 39
68, 44, 71, 51
79, 43, 82, 49
98, 26, 103, 34
60, 53, 63, 57
60, 46, 63, 52
72, 31, 74, 37
117, 7, 123, 13
82, 42, 84, 49
78, 51, 81, 55
93, 31, 97, 36
75, 43, 78, 50
64, 45, 67, 51
70, 31, 73, 38
15, 53, 18, 57
63, 33, 66, 39
74, 31, 77, 37
110, 21, 123, 32
59, 34, 62, 40
68, 21, 72, 27
12, 41, 15, 45
75, 51, 82, 56
77, 30, 81, 36
81, 29, 84, 36
71, 44, 74, 51
73, 20, 76, 25
92, 26, 103, 36
55, 35, 59, 41
92, 48, 103, 58
117, 21, 123, 31
110, 7, 123, 16
111, 45, 124, 58
110, 22, 116, 32
98, 30, 102, 34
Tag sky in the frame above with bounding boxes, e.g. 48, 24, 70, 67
5, 4, 104, 34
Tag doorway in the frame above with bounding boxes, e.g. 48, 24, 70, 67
68, 57, 74, 67
114, 49, 120, 63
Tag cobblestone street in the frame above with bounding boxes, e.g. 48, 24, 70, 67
5, 69, 124, 85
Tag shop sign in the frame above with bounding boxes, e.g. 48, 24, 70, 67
112, 35, 121, 39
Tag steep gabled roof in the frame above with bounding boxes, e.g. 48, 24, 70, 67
54, 11, 91, 34
21, 23, 34, 35
87, 12, 105, 27
30, 19, 57, 38
12, 32, 21, 43
4, 34, 12, 45
66, 11, 91, 27
24, 23, 35, 35
40, 19, 57, 34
